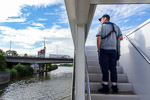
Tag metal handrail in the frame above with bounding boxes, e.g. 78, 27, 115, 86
72, 49, 91, 100
72, 50, 76, 100
85, 50, 91, 100
126, 21, 150, 37
125, 35, 150, 64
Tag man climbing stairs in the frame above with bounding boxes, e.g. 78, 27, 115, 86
85, 46, 139, 100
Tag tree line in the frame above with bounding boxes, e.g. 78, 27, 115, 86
0, 49, 28, 57
0, 48, 58, 78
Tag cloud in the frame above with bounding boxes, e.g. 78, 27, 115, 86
0, 0, 63, 22
121, 26, 135, 31
0, 25, 71, 44
44, 13, 57, 15
38, 18, 48, 21
15, 42, 34, 49
45, 39, 74, 57
44, 4, 68, 24
58, 5, 69, 24
137, 18, 142, 21
5, 18, 26, 22
94, 4, 150, 23
31, 22, 45, 28
86, 27, 98, 46
121, 26, 136, 35
0, 24, 74, 56
124, 19, 129, 23
138, 11, 146, 16
23, 13, 31, 17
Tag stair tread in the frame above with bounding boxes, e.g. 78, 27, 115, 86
86, 91, 137, 95
88, 72, 123, 74
85, 92, 139, 100
88, 73, 123, 74
87, 72, 127, 82
89, 82, 131, 85
86, 80, 129, 83
88, 65, 122, 67
85, 82, 133, 92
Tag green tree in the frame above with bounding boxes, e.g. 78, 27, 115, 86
47, 64, 58, 71
24, 53, 28, 57
13, 63, 33, 76
0, 52, 7, 71
0, 49, 4, 53
5, 68, 18, 78
6, 50, 18, 56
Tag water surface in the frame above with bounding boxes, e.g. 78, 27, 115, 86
0, 67, 73, 100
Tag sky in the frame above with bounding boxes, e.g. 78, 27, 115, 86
0, 0, 150, 57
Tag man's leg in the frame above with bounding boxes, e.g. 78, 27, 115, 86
98, 49, 110, 93
109, 50, 118, 93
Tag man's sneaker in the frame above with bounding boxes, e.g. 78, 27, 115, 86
111, 85, 118, 94
98, 84, 109, 94
98, 88, 109, 94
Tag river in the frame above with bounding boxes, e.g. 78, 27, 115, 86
0, 67, 73, 100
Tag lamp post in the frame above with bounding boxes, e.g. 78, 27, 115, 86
10, 41, 12, 50
57, 45, 58, 58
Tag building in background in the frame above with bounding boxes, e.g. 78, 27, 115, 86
38, 48, 46, 57
49, 54, 70, 58
38, 38, 46, 57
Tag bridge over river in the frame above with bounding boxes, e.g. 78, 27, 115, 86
6, 56, 73, 64
6, 56, 73, 75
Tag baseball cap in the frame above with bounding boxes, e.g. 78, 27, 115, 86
98, 14, 110, 21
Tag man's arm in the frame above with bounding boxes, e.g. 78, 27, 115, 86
116, 25, 123, 40
97, 36, 101, 52
96, 25, 102, 52
119, 35, 123, 40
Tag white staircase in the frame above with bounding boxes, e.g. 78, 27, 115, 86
85, 46, 139, 100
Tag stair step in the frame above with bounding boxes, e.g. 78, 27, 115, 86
87, 60, 120, 66
88, 65, 122, 68
86, 51, 123, 61
85, 93, 139, 100
88, 66, 123, 74
86, 46, 97, 50
87, 56, 98, 60
85, 82, 133, 92
86, 53, 98, 57
86, 52, 98, 56
89, 91, 136, 95
87, 74, 127, 82
87, 57, 99, 61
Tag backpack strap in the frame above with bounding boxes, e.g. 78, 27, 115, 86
101, 22, 117, 39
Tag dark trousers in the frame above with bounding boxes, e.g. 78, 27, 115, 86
99, 49, 117, 83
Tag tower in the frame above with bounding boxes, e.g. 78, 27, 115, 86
44, 37, 46, 57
